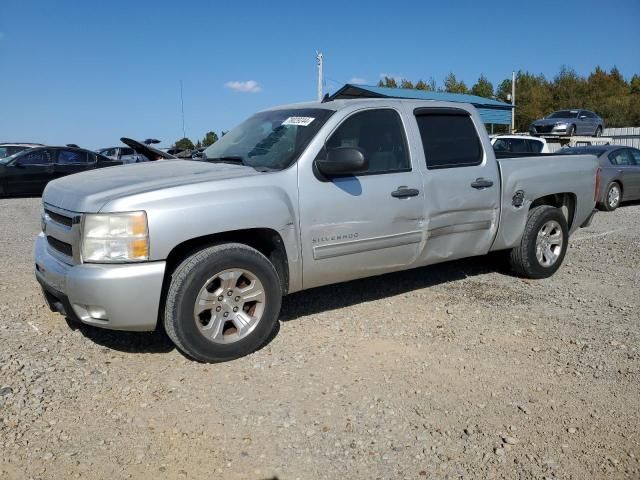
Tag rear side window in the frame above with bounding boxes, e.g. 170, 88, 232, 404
528, 140, 544, 153
628, 149, 640, 165
326, 109, 410, 174
415, 111, 482, 169
609, 149, 633, 166
57, 150, 88, 164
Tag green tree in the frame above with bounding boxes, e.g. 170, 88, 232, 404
400, 78, 414, 89
443, 73, 468, 94
415, 79, 428, 91
195, 140, 202, 149
495, 78, 512, 103
379, 76, 398, 88
630, 74, 640, 95
471, 74, 494, 98
174, 137, 194, 150
202, 131, 219, 147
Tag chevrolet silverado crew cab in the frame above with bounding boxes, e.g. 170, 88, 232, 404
35, 98, 599, 362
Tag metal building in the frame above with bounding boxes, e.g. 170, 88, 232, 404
330, 84, 514, 127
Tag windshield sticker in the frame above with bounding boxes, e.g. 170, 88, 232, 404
282, 116, 315, 127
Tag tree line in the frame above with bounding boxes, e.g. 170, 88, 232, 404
174, 130, 225, 151
378, 66, 640, 131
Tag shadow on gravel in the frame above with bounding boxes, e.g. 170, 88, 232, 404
60, 253, 507, 358
279, 252, 509, 322
65, 319, 175, 355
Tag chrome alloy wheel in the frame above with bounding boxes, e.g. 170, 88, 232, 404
194, 269, 266, 344
608, 184, 621, 209
535, 220, 564, 268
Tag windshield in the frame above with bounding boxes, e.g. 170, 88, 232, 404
547, 110, 579, 119
0, 145, 30, 159
203, 108, 334, 170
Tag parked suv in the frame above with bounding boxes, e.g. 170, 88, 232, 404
529, 110, 603, 137
0, 146, 121, 196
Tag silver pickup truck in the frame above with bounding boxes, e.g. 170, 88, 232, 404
35, 98, 599, 362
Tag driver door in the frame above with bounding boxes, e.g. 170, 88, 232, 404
4, 149, 53, 195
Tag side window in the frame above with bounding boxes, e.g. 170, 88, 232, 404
510, 139, 529, 153
629, 149, 640, 166
120, 148, 135, 156
492, 139, 508, 152
56, 150, 88, 164
17, 150, 49, 165
326, 109, 410, 174
528, 140, 544, 153
609, 150, 632, 166
415, 111, 482, 169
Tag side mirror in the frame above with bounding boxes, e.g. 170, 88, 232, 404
13, 160, 25, 168
315, 147, 368, 176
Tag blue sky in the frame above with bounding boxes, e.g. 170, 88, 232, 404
1, 0, 639, 149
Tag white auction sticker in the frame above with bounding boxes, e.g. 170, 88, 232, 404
282, 116, 315, 126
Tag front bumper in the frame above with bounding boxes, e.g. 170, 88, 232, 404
530, 125, 570, 136
35, 233, 166, 331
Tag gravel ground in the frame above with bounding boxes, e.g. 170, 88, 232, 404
1, 197, 639, 479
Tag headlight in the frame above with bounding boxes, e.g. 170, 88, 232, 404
553, 122, 567, 127
81, 211, 149, 263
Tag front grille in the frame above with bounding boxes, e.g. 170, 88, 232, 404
47, 236, 73, 257
535, 125, 553, 134
45, 209, 73, 227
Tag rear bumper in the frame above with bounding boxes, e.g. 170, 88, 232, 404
34, 233, 165, 331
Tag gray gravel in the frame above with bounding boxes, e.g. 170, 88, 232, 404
1, 197, 639, 479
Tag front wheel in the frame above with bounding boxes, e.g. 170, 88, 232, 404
509, 205, 568, 279
164, 243, 282, 362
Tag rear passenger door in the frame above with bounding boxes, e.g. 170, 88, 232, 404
411, 107, 500, 265
53, 149, 91, 179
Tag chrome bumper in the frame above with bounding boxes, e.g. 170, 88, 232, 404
34, 233, 166, 331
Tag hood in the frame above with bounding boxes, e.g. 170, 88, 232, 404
533, 118, 574, 126
43, 160, 260, 212
120, 137, 177, 160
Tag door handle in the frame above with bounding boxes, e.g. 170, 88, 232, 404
470, 178, 494, 189
391, 186, 420, 198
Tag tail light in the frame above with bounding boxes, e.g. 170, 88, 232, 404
594, 167, 601, 202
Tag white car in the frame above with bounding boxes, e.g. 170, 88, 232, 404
491, 135, 549, 154
0, 143, 43, 159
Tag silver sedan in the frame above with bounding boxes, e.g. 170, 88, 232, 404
559, 145, 640, 211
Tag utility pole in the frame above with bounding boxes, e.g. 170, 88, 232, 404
316, 51, 324, 101
180, 80, 186, 140
511, 71, 516, 133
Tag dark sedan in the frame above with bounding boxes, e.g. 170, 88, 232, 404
0, 146, 122, 196
558, 145, 640, 211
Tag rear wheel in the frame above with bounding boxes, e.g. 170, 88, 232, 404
510, 205, 568, 279
602, 182, 621, 211
164, 243, 282, 362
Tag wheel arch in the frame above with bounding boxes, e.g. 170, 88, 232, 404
162, 228, 290, 297
530, 192, 577, 229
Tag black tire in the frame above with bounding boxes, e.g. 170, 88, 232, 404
567, 125, 576, 137
594, 126, 602, 137
509, 205, 569, 279
164, 243, 282, 362
601, 182, 621, 212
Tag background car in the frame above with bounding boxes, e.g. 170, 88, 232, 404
0, 146, 121, 196
0, 143, 43, 159
96, 146, 148, 164
529, 110, 604, 137
558, 145, 640, 211
491, 134, 549, 154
